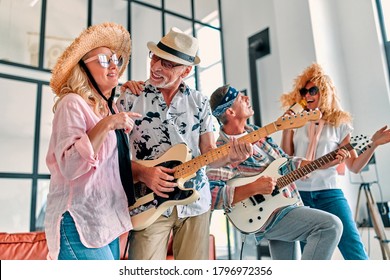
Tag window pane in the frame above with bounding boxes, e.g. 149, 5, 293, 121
0, 179, 32, 232
381, 0, 390, 41
210, 210, 230, 259
0, 78, 37, 173
138, 0, 161, 8
131, 3, 162, 81
165, 14, 192, 34
92, 0, 127, 25
0, 0, 42, 66
39, 85, 54, 174
196, 25, 223, 94
199, 64, 223, 94
196, 25, 222, 69
45, 0, 88, 69
194, 0, 220, 28
165, 0, 191, 18
35, 179, 50, 231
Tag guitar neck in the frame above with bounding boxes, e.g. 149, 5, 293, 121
174, 122, 279, 179
276, 143, 354, 188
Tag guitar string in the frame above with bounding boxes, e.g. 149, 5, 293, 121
173, 123, 275, 178
277, 143, 353, 188
275, 135, 370, 189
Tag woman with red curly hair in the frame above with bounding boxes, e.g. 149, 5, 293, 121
280, 63, 390, 260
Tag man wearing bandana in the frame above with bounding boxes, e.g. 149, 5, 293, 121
207, 84, 345, 260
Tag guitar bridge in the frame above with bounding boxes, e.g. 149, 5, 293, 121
129, 199, 158, 217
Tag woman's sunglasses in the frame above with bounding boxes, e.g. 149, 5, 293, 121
84, 53, 123, 68
299, 86, 319, 97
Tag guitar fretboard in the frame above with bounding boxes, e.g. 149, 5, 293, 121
174, 122, 279, 179
276, 143, 354, 188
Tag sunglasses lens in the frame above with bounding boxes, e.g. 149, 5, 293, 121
96, 54, 122, 68
308, 86, 319, 95
300, 86, 319, 96
117, 56, 124, 67
111, 54, 123, 67
97, 54, 109, 68
162, 60, 174, 69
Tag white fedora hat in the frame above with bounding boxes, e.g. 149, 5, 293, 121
147, 27, 200, 66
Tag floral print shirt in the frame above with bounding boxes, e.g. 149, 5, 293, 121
116, 81, 213, 217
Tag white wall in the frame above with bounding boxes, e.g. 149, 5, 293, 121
220, 0, 390, 217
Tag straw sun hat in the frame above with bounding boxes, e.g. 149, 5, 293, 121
147, 27, 201, 66
50, 22, 131, 96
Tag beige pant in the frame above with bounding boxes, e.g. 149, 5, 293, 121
128, 207, 211, 260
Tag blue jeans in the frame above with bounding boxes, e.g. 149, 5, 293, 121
58, 212, 120, 260
300, 189, 369, 260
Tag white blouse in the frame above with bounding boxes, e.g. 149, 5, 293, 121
292, 122, 353, 191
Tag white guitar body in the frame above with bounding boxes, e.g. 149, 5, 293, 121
225, 134, 372, 234
226, 158, 301, 234
129, 144, 200, 231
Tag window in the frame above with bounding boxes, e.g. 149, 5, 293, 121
376, 0, 390, 79
0, 0, 247, 260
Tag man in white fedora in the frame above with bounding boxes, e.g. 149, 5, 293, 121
117, 27, 252, 259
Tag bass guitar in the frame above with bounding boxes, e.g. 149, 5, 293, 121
226, 135, 372, 234
129, 110, 321, 231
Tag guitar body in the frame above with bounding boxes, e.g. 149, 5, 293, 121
129, 143, 200, 231
225, 158, 300, 234
224, 135, 372, 234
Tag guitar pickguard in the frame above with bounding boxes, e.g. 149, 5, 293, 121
134, 160, 196, 206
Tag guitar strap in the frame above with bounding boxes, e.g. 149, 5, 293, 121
305, 120, 325, 161
79, 61, 136, 207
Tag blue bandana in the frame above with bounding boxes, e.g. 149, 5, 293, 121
212, 86, 239, 118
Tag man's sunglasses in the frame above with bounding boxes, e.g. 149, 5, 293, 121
149, 52, 183, 69
299, 86, 319, 96
84, 53, 123, 68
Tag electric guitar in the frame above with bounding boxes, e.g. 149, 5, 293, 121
129, 110, 321, 231
225, 135, 372, 234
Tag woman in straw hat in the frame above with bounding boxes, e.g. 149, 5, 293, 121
280, 63, 390, 259
45, 22, 141, 260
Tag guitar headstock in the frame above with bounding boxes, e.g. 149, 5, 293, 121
275, 109, 322, 131
350, 135, 372, 155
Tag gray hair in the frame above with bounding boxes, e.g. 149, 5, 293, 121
209, 84, 230, 124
